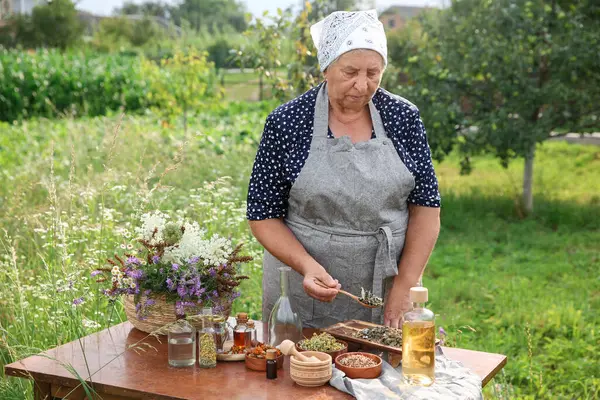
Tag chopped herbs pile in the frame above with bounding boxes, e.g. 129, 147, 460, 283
351, 326, 403, 348
358, 287, 383, 307
338, 354, 377, 368
299, 332, 345, 352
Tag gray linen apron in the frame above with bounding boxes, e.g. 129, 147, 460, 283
262, 83, 416, 328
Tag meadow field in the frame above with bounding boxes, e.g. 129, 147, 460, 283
0, 108, 598, 399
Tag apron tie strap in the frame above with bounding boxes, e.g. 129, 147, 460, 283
372, 225, 398, 322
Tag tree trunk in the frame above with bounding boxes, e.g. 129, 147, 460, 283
522, 142, 536, 214
259, 73, 264, 102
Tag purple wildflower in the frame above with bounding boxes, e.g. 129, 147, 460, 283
72, 297, 84, 306
145, 298, 156, 306
172, 263, 179, 271
152, 255, 160, 264
144, 289, 151, 296
209, 267, 216, 277
126, 269, 144, 280
159, 268, 164, 274
212, 290, 218, 298
231, 291, 241, 299
177, 285, 187, 298
127, 256, 141, 265
166, 278, 176, 291
91, 270, 102, 277
439, 327, 447, 336
189, 256, 199, 264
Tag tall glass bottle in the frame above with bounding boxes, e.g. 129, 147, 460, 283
402, 287, 435, 386
198, 307, 217, 368
268, 266, 302, 346
168, 316, 196, 367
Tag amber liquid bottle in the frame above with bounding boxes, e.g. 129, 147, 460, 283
233, 312, 251, 348
402, 287, 435, 386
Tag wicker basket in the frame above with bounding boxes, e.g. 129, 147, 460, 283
124, 295, 231, 334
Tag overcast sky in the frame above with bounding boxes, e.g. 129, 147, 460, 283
75, 0, 446, 17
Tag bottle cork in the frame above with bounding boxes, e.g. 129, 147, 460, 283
410, 287, 428, 303
266, 349, 278, 360
236, 312, 248, 322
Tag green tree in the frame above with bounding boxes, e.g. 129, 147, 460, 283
30, 0, 83, 49
399, 0, 600, 214
170, 0, 248, 33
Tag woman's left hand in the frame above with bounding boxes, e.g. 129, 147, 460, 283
384, 281, 412, 328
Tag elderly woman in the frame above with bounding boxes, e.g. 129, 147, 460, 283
247, 10, 441, 329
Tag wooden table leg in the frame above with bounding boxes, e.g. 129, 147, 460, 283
33, 380, 51, 400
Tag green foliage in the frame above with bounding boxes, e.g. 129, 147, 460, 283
0, 0, 83, 50
91, 16, 166, 52
143, 47, 221, 132
169, 0, 248, 33
0, 49, 151, 121
235, 4, 320, 102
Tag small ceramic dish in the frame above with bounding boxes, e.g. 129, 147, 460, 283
296, 339, 348, 364
216, 341, 245, 362
334, 352, 382, 379
290, 351, 332, 387
245, 353, 284, 371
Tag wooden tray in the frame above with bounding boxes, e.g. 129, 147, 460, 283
322, 320, 404, 355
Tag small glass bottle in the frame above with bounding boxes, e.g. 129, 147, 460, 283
402, 287, 435, 386
233, 312, 251, 348
212, 315, 228, 353
268, 266, 303, 347
198, 308, 217, 368
246, 320, 257, 347
168, 316, 196, 367
266, 349, 277, 380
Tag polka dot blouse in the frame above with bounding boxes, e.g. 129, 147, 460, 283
247, 83, 441, 221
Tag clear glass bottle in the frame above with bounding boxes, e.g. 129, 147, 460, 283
198, 307, 217, 368
212, 315, 228, 354
168, 317, 196, 367
268, 266, 302, 347
402, 287, 435, 386
246, 320, 257, 347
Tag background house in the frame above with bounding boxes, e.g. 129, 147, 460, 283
379, 5, 429, 31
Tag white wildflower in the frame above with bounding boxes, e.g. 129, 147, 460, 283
82, 318, 101, 329
135, 211, 169, 244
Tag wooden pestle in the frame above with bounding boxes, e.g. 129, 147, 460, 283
279, 340, 320, 363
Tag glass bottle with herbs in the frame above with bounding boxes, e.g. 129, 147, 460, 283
198, 308, 217, 368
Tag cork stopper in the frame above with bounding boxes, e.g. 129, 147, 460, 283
236, 312, 248, 323
410, 287, 428, 303
266, 349, 277, 360
247, 321, 255, 329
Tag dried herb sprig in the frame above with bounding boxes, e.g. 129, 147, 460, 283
351, 326, 403, 348
298, 332, 345, 352
358, 287, 383, 307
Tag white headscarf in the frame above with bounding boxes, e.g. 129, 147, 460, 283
310, 10, 388, 72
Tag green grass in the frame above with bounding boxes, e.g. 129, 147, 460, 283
0, 110, 598, 399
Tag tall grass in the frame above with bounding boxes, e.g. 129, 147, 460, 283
0, 109, 598, 399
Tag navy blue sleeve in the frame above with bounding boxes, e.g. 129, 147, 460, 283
247, 114, 290, 220
405, 110, 441, 207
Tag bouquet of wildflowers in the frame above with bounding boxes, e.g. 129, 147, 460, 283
93, 211, 252, 318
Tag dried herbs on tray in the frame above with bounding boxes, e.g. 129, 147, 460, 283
351, 326, 403, 348
358, 287, 384, 307
298, 332, 345, 352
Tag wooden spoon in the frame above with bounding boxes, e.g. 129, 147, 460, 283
314, 279, 381, 309
279, 340, 320, 363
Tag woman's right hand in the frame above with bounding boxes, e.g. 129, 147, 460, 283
303, 271, 341, 302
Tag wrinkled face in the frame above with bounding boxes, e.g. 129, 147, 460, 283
324, 49, 384, 111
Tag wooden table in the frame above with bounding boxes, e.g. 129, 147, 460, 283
5, 321, 507, 400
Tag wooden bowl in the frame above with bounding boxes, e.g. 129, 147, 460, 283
296, 339, 348, 364
334, 352, 382, 379
290, 351, 332, 387
245, 353, 284, 372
